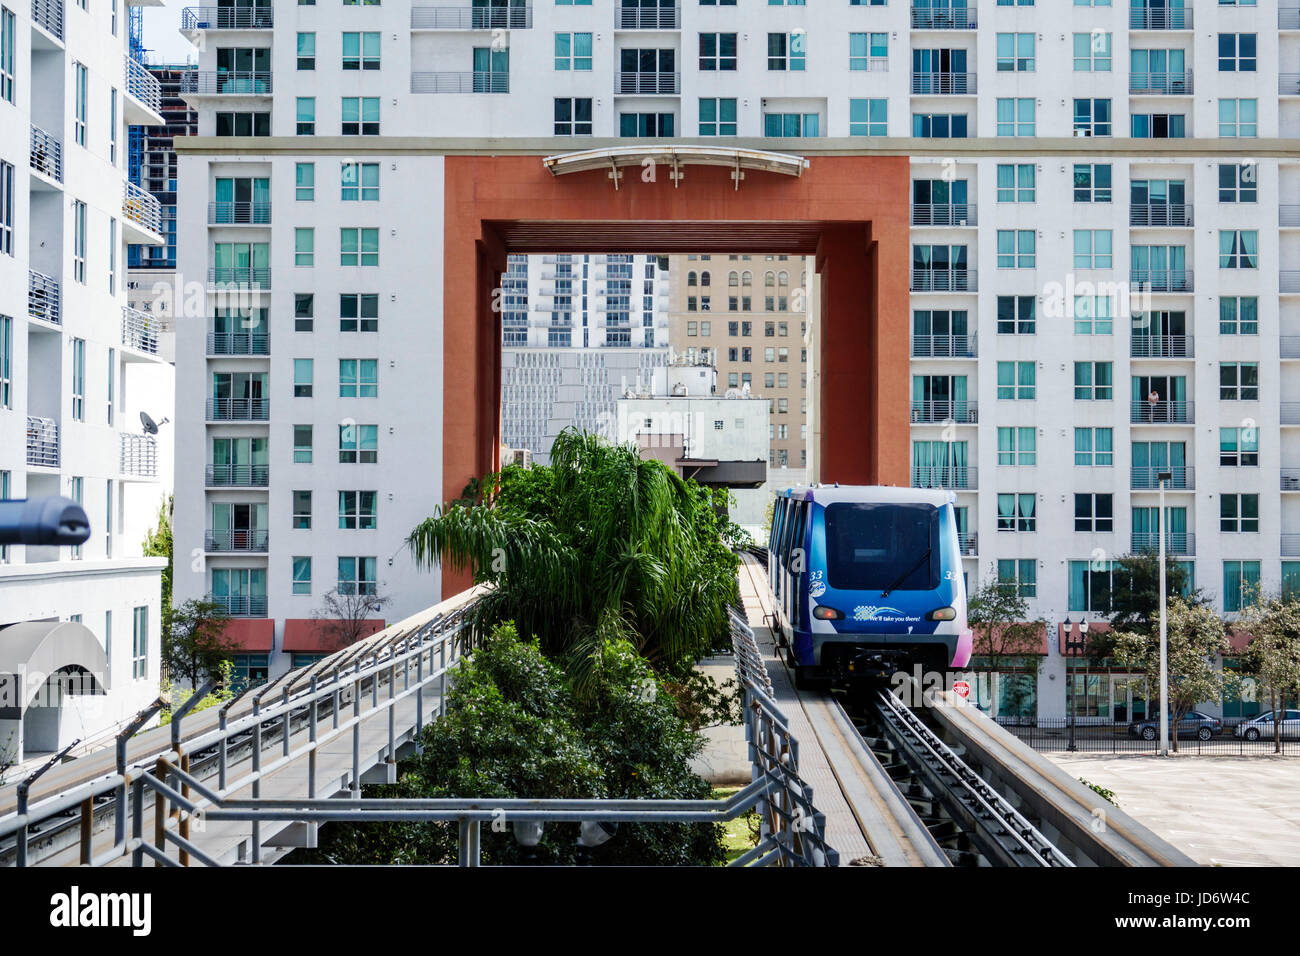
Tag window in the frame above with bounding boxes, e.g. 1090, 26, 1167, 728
73, 62, 87, 146
341, 162, 379, 201
341, 293, 379, 332
296, 97, 315, 135
1074, 427, 1113, 466
338, 557, 378, 595
340, 228, 379, 266
995, 297, 1034, 335
996, 33, 1034, 71
1073, 229, 1112, 268
998, 559, 1037, 597
997, 427, 1036, 465
132, 606, 147, 680
996, 98, 1035, 137
296, 163, 314, 201
1074, 494, 1114, 532
699, 32, 737, 70
767, 32, 805, 71
997, 362, 1035, 400
555, 32, 593, 70
763, 113, 818, 137
996, 164, 1034, 203
106, 347, 114, 424
1073, 31, 1111, 70
996, 230, 1035, 268
1221, 495, 1259, 533
339, 423, 378, 463
1223, 561, 1260, 613
109, 90, 117, 165
849, 32, 887, 71
1073, 98, 1111, 136
216, 112, 271, 137
698, 97, 737, 136
1073, 164, 1112, 202
293, 425, 313, 463
1218, 163, 1257, 203
1219, 296, 1258, 335
292, 490, 312, 529
343, 32, 381, 70
294, 293, 314, 332
339, 491, 378, 529
1218, 33, 1256, 72
297, 32, 315, 70
71, 337, 85, 420
0, 7, 13, 104
1220, 427, 1259, 466
849, 99, 887, 136
1069, 560, 1114, 613
1219, 363, 1259, 400
294, 227, 314, 266
107, 218, 116, 293
1074, 362, 1113, 400
339, 359, 378, 397
0, 160, 11, 256
292, 557, 312, 595
555, 98, 593, 135
73, 200, 87, 282
912, 113, 968, 138
1219, 99, 1257, 137
293, 358, 313, 397
1219, 230, 1258, 269
0, 313, 9, 408
342, 97, 379, 135
1073, 295, 1112, 334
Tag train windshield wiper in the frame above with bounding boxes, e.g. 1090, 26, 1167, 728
879, 547, 932, 599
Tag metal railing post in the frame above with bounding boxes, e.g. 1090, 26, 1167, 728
251, 693, 264, 864
352, 662, 362, 798
308, 676, 318, 800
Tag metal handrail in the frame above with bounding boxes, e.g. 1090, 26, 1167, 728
125, 55, 162, 112
1129, 203, 1192, 227
1128, 71, 1192, 94
615, 4, 679, 28
120, 434, 158, 478
211, 594, 268, 616
614, 70, 680, 95
27, 270, 60, 325
1280, 206, 1300, 228
410, 4, 532, 28
1282, 402, 1300, 425
208, 266, 270, 287
909, 71, 976, 94
1282, 271, 1300, 294
1129, 6, 1192, 29
1130, 399, 1193, 423
207, 331, 269, 355
910, 269, 976, 292
181, 6, 273, 29
910, 5, 976, 29
207, 397, 269, 420
206, 463, 270, 486
958, 532, 977, 555
1130, 269, 1193, 293
26, 417, 58, 468
209, 201, 271, 225
1130, 333, 1192, 358
1280, 74, 1300, 96
179, 70, 273, 95
1131, 532, 1194, 555
31, 0, 63, 40
910, 399, 977, 423
911, 464, 976, 489
29, 125, 63, 182
122, 307, 159, 354
123, 181, 163, 235
205, 529, 269, 552
912, 333, 977, 357
911, 203, 976, 226
1282, 535, 1300, 557
1281, 336, 1300, 359
1130, 465, 1193, 490
410, 71, 509, 93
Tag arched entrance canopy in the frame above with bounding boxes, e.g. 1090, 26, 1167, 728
542, 145, 810, 190
0, 622, 106, 718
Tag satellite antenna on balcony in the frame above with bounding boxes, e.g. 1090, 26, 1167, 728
140, 411, 170, 436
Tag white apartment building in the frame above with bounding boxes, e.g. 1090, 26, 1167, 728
167, 0, 1300, 717
0, 0, 168, 762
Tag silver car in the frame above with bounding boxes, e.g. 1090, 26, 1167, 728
1234, 710, 1300, 741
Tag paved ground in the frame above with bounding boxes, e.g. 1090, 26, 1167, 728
1049, 752, 1300, 866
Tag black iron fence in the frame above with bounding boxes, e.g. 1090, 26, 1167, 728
995, 716, 1298, 755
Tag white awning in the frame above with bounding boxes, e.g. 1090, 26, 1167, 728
0, 622, 107, 717
542, 145, 809, 190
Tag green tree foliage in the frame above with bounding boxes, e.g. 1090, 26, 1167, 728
967, 565, 1046, 713
163, 599, 236, 688
141, 495, 174, 628
1236, 596, 1300, 753
1086, 552, 1200, 663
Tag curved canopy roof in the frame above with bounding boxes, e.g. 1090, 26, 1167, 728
542, 145, 809, 189
0, 621, 107, 715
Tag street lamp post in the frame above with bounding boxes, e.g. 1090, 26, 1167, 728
1063, 617, 1089, 752
1157, 470, 1172, 757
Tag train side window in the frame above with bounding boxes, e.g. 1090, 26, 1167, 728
792, 501, 807, 565
771, 498, 786, 556
779, 499, 797, 567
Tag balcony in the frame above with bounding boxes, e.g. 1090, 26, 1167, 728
910, 5, 976, 29
1284, 6, 1300, 29
411, 71, 509, 93
27, 270, 60, 325
123, 56, 164, 124
1130, 400, 1193, 424
121, 307, 160, 355
1281, 337, 1300, 359
1130, 334, 1192, 358
1131, 466, 1193, 490
207, 397, 269, 421
208, 201, 271, 225
206, 463, 269, 487
1130, 269, 1192, 293
1281, 468, 1300, 491
1128, 71, 1192, 95
911, 333, 977, 358
206, 529, 269, 552
910, 72, 977, 95
180, 6, 273, 30
1129, 6, 1191, 29
1282, 271, 1300, 294
411, 4, 532, 28
1281, 207, 1300, 228
26, 417, 59, 468
212, 594, 268, 617
1282, 403, 1300, 426
29, 125, 63, 183
179, 70, 273, 96
1129, 203, 1192, 227
910, 400, 977, 424
208, 266, 270, 289
208, 330, 269, 355
1281, 75, 1300, 96
616, 3, 678, 28
958, 532, 977, 556
911, 465, 976, 490
911, 269, 975, 292
911, 203, 976, 227
122, 181, 164, 243
1131, 532, 1195, 556
614, 71, 679, 95
31, 0, 63, 41
120, 433, 158, 479
1283, 535, 1300, 557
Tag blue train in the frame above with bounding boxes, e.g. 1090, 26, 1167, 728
767, 485, 972, 688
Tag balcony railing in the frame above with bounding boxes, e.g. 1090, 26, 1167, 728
121, 433, 158, 478
411, 71, 509, 93
181, 6, 273, 29
614, 71, 679, 94
1283, 535, 1300, 557
26, 417, 59, 468
206, 529, 269, 552
207, 397, 269, 421
208, 266, 270, 288
1130, 334, 1192, 358
125, 55, 162, 112
910, 5, 977, 29
206, 463, 270, 487
1281, 206, 1300, 228
910, 72, 977, 94
958, 532, 977, 556
616, 3, 678, 28
911, 333, 977, 358
29, 125, 63, 182
911, 269, 975, 292
1281, 336, 1300, 359
1129, 203, 1192, 227
911, 203, 976, 226
122, 307, 160, 354
411, 4, 532, 28
1128, 71, 1192, 94
212, 594, 268, 617
1281, 74, 1300, 96
208, 330, 269, 355
1131, 465, 1193, 490
179, 71, 273, 95
1282, 403, 1300, 425
910, 400, 977, 424
123, 181, 163, 235
911, 465, 976, 490
1131, 532, 1195, 555
1284, 6, 1300, 29
209, 201, 271, 225
1129, 6, 1191, 29
28, 270, 60, 325
1282, 271, 1300, 294
1130, 400, 1193, 424
1130, 269, 1192, 293
31, 0, 63, 40
1281, 468, 1300, 491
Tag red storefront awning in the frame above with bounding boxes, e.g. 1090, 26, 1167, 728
972, 622, 1049, 656
282, 618, 386, 654
220, 619, 274, 653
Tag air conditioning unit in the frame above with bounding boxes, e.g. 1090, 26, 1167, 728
1074, 128, 1090, 138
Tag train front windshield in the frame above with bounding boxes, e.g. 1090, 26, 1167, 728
824, 502, 940, 592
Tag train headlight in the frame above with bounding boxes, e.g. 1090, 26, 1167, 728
812, 605, 844, 621
927, 606, 957, 621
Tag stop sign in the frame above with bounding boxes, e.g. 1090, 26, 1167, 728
952, 680, 971, 699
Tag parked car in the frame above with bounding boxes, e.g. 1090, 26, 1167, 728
1233, 710, 1300, 741
1127, 711, 1222, 741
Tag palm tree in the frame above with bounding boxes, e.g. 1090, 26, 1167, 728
406, 429, 738, 683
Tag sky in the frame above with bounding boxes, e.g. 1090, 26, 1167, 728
140, 0, 199, 66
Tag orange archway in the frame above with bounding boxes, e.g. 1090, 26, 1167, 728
442, 152, 911, 594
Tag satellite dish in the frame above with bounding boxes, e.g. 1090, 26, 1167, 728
140, 411, 170, 436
